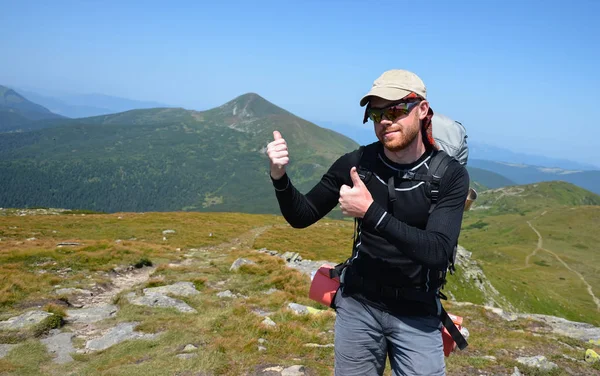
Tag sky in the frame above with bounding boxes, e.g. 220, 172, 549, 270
2, 0, 599, 166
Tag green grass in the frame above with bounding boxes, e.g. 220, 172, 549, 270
253, 219, 355, 263
1, 199, 600, 375
460, 204, 600, 325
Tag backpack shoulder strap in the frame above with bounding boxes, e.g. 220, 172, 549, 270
426, 150, 453, 214
356, 142, 379, 184
428, 150, 459, 274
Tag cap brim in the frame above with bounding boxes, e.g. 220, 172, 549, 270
359, 87, 412, 107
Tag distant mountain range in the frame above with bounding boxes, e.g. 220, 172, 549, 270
468, 142, 599, 170
1, 86, 599, 213
13, 87, 172, 118
0, 85, 64, 131
469, 159, 600, 195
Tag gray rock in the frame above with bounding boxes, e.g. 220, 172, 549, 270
288, 303, 309, 315
561, 354, 580, 362
258, 345, 267, 352
252, 308, 274, 317
65, 305, 118, 324
511, 366, 521, 376
162, 229, 176, 234
287, 259, 336, 277
516, 355, 558, 371
263, 288, 278, 295
262, 317, 276, 327
483, 304, 600, 342
281, 365, 305, 376
258, 338, 267, 344
280, 252, 294, 261
125, 292, 197, 313
521, 314, 600, 342
183, 344, 197, 352
143, 282, 200, 297
54, 288, 93, 296
230, 258, 256, 271
176, 353, 197, 359
262, 366, 283, 373
482, 355, 496, 361
0, 310, 53, 330
41, 332, 75, 364
0, 344, 16, 359
216, 290, 236, 299
85, 322, 159, 351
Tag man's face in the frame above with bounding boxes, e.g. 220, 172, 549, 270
369, 97, 429, 152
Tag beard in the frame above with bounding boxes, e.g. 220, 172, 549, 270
377, 116, 421, 152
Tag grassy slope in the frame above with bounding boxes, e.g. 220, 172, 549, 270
0, 210, 599, 375
456, 182, 600, 325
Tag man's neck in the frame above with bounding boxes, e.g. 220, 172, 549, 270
383, 138, 427, 165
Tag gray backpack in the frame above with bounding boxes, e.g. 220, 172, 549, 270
432, 113, 469, 166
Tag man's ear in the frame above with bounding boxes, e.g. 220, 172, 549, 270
418, 100, 430, 120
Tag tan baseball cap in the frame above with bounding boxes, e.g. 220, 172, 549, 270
359, 69, 427, 107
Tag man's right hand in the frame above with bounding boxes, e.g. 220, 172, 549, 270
267, 130, 289, 180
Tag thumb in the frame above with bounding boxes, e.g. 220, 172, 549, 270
273, 130, 282, 140
350, 167, 363, 187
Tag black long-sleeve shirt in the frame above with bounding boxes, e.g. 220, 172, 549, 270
272, 142, 469, 315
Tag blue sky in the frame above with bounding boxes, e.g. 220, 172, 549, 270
2, 0, 599, 166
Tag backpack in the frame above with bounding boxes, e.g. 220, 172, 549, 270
431, 113, 469, 166
331, 112, 470, 352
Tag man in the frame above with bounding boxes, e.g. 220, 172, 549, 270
267, 69, 469, 376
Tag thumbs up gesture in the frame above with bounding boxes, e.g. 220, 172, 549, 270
267, 130, 289, 180
339, 167, 374, 218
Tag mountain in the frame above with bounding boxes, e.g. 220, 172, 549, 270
469, 180, 600, 215
466, 167, 515, 191
16, 88, 173, 118
0, 85, 64, 131
0, 93, 358, 214
470, 159, 600, 195
469, 141, 599, 170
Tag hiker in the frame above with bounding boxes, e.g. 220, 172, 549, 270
267, 69, 470, 376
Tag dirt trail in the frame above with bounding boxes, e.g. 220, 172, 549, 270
74, 225, 273, 309
67, 225, 275, 341
75, 266, 157, 309
201, 225, 272, 252
518, 218, 600, 312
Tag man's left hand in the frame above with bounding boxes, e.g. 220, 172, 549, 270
339, 167, 374, 218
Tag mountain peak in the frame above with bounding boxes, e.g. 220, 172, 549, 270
216, 92, 290, 118
0, 85, 28, 107
0, 85, 63, 131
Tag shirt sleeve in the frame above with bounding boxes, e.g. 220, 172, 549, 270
271, 151, 357, 228
361, 161, 470, 269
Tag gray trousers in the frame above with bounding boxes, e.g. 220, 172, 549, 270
333, 289, 446, 376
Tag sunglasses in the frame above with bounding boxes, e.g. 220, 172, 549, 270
366, 101, 421, 123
